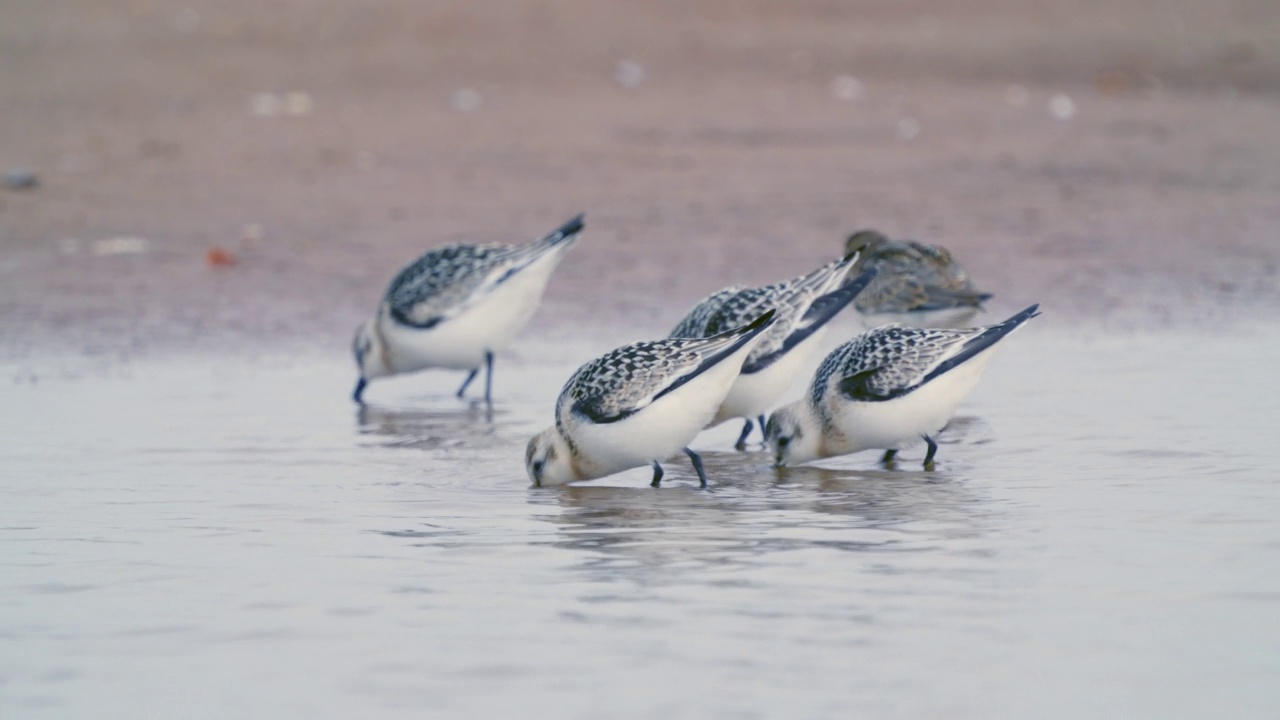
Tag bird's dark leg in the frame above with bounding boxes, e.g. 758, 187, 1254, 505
483, 351, 495, 407
733, 419, 754, 451
922, 435, 938, 470
650, 461, 664, 488
455, 368, 479, 398
880, 448, 897, 466
756, 415, 767, 438
684, 448, 708, 489
352, 377, 368, 405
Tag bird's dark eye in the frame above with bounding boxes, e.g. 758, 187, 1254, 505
777, 437, 790, 447
532, 460, 544, 474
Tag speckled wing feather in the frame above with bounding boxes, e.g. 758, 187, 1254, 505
851, 239, 990, 314
385, 243, 516, 328
668, 287, 743, 339
907, 241, 966, 285
740, 266, 877, 374
384, 214, 584, 328
815, 304, 1039, 403
562, 311, 776, 427
669, 257, 854, 372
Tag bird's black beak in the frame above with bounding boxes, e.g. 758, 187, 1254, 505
352, 377, 368, 404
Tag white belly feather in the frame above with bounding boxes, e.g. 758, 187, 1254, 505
712, 327, 828, 425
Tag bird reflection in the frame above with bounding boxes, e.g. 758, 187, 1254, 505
935, 415, 995, 446
356, 402, 504, 450
527, 449, 994, 584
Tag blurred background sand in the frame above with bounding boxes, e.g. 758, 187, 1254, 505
2, 0, 1279, 359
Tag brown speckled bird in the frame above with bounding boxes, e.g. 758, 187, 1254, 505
844, 230, 992, 328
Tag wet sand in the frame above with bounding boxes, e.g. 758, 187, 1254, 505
3, 1, 1280, 360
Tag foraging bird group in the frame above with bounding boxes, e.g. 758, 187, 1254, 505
351, 217, 1037, 487
667, 253, 878, 450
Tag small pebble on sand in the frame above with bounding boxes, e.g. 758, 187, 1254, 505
450, 88, 483, 113
4, 169, 38, 190
1049, 93, 1077, 121
93, 237, 150, 256
250, 92, 282, 118
206, 247, 237, 267
830, 75, 866, 102
614, 60, 646, 89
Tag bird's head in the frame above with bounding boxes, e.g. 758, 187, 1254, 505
525, 427, 578, 486
351, 317, 388, 403
764, 403, 821, 467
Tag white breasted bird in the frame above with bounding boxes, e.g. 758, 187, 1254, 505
527, 310, 777, 488
352, 214, 585, 405
668, 255, 877, 449
765, 304, 1040, 469
844, 230, 992, 328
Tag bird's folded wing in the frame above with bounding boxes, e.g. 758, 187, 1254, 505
741, 267, 876, 374
385, 215, 584, 328
563, 311, 775, 425
561, 340, 712, 424
385, 244, 512, 328
833, 326, 972, 401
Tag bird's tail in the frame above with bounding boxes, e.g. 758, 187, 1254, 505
707, 308, 778, 343
696, 309, 780, 367
534, 213, 586, 248
643, 310, 779, 412
791, 251, 860, 297
919, 304, 1041, 385
499, 213, 586, 275
741, 269, 876, 374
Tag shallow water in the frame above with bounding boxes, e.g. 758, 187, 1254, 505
3, 323, 1280, 718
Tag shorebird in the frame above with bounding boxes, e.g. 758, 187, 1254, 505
526, 310, 777, 488
668, 256, 878, 450
765, 304, 1040, 470
352, 214, 584, 405
844, 230, 992, 328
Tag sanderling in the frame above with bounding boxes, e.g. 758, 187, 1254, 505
844, 230, 993, 328
352, 214, 584, 404
765, 304, 1040, 470
668, 256, 878, 450
527, 310, 777, 488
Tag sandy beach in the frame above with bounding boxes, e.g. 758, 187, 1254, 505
2, 0, 1279, 360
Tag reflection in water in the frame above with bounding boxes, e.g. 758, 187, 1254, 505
10, 328, 1280, 718
937, 415, 995, 446
527, 449, 994, 584
356, 402, 505, 451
